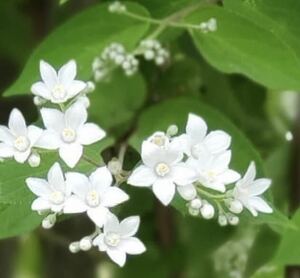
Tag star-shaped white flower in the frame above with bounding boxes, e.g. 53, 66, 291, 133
31, 60, 87, 104
146, 131, 170, 148
26, 162, 71, 212
233, 162, 273, 217
36, 102, 106, 168
187, 151, 240, 192
63, 166, 129, 226
0, 109, 43, 163
93, 214, 146, 267
127, 141, 197, 206
175, 113, 231, 159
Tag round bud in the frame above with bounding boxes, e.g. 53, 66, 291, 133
218, 214, 228, 227
85, 81, 96, 93
144, 50, 155, 60
79, 237, 92, 251
33, 96, 46, 106
42, 214, 56, 229
166, 124, 178, 136
28, 152, 41, 168
69, 242, 80, 254
114, 54, 125, 65
190, 198, 202, 210
200, 203, 215, 219
108, 158, 122, 175
228, 215, 239, 226
188, 206, 200, 217
155, 56, 165, 66
228, 200, 243, 214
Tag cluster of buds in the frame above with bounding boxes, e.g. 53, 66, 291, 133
139, 39, 170, 66
108, 1, 126, 14
199, 18, 217, 33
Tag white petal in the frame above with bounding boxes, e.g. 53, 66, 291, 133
213, 151, 232, 173
141, 141, 161, 167
152, 179, 175, 206
59, 143, 83, 168
40, 60, 58, 88
164, 141, 184, 165
27, 125, 43, 146
77, 123, 106, 145
186, 113, 207, 141
119, 237, 146, 255
218, 169, 241, 185
249, 178, 272, 196
90, 167, 113, 192
93, 234, 107, 251
127, 165, 156, 187
102, 187, 129, 207
104, 213, 120, 233
65, 172, 90, 197
31, 81, 51, 99
14, 149, 31, 163
31, 197, 51, 211
47, 163, 65, 192
177, 184, 197, 201
0, 126, 14, 144
107, 248, 126, 267
63, 195, 87, 213
26, 178, 51, 197
204, 130, 231, 154
202, 181, 226, 193
171, 163, 197, 186
65, 103, 87, 129
67, 80, 87, 98
238, 161, 256, 187
8, 109, 27, 136
120, 216, 140, 238
248, 197, 273, 214
87, 206, 110, 227
0, 143, 14, 158
35, 130, 61, 150
40, 108, 64, 132
58, 60, 76, 86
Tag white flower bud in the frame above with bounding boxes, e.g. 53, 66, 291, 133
69, 242, 80, 253
228, 200, 243, 214
189, 198, 202, 210
114, 54, 125, 65
228, 214, 239, 226
33, 96, 46, 106
166, 124, 178, 136
200, 203, 215, 219
94, 70, 106, 82
28, 152, 41, 168
108, 158, 122, 175
218, 214, 228, 226
188, 206, 200, 216
42, 214, 56, 229
155, 56, 165, 66
144, 50, 155, 60
207, 18, 217, 32
85, 81, 95, 93
79, 237, 92, 251
76, 96, 90, 108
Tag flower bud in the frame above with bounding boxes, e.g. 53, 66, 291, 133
28, 152, 41, 168
79, 237, 92, 251
33, 96, 46, 106
188, 206, 200, 217
85, 81, 96, 93
218, 214, 228, 226
200, 203, 215, 219
42, 214, 56, 229
144, 50, 155, 60
69, 242, 80, 253
228, 200, 243, 214
108, 158, 122, 176
166, 125, 178, 136
189, 198, 202, 210
228, 214, 239, 226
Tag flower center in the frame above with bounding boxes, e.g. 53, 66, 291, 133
61, 128, 76, 143
52, 84, 67, 101
86, 190, 100, 207
155, 163, 170, 177
204, 170, 217, 182
105, 232, 121, 247
14, 136, 30, 152
150, 135, 167, 147
49, 191, 65, 205
191, 143, 205, 159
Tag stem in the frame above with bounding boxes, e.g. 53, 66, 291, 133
118, 143, 127, 167
196, 187, 226, 200
82, 155, 102, 167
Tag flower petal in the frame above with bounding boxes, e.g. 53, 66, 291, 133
27, 125, 43, 146
186, 113, 207, 141
119, 237, 146, 255
0, 126, 14, 144
26, 178, 51, 197
8, 109, 27, 136
47, 163, 65, 192
141, 141, 161, 167
67, 80, 87, 98
65, 172, 90, 197
248, 197, 273, 214
63, 195, 87, 213
58, 60, 76, 86
0, 143, 14, 158
249, 178, 272, 196
101, 187, 129, 208
40, 108, 64, 132
212, 151, 232, 173
217, 169, 241, 185
35, 130, 61, 150
87, 206, 110, 227
171, 163, 197, 186
40, 60, 58, 88
204, 130, 231, 154
14, 149, 31, 163
31, 197, 51, 211
90, 166, 113, 192
31, 81, 51, 99
107, 248, 126, 267
177, 184, 197, 201
77, 123, 106, 145
152, 179, 175, 206
65, 103, 87, 129
127, 165, 156, 187
104, 213, 120, 233
59, 143, 83, 168
120, 216, 140, 238
237, 161, 256, 187
93, 234, 107, 251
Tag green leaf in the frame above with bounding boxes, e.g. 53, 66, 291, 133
3, 2, 150, 97
0, 139, 113, 239
187, 0, 300, 91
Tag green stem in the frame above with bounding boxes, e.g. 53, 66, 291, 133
196, 187, 226, 200
82, 155, 102, 167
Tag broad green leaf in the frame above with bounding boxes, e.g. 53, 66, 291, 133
3, 2, 150, 97
129, 97, 286, 228
0, 139, 112, 239
251, 264, 284, 278
187, 0, 300, 91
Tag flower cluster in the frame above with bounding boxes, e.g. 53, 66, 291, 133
108, 1, 126, 14
199, 18, 217, 33
128, 113, 273, 225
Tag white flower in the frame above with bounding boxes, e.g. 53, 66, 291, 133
127, 141, 197, 206
233, 162, 273, 217
63, 166, 129, 227
31, 60, 86, 104
93, 214, 146, 267
0, 109, 43, 163
36, 102, 106, 168
146, 131, 170, 148
26, 162, 71, 212
175, 113, 231, 159
187, 151, 240, 192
